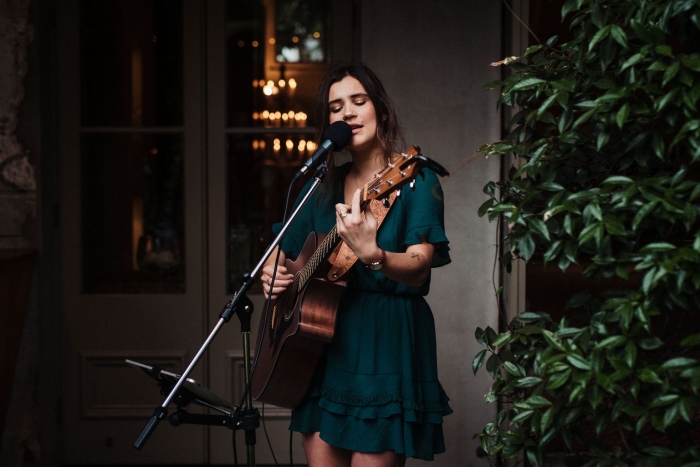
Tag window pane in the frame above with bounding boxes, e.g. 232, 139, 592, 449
82, 133, 185, 293
275, 0, 326, 63
80, 0, 184, 127
227, 133, 313, 291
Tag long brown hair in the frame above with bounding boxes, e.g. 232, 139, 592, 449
315, 63, 406, 201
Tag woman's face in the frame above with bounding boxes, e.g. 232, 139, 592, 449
328, 76, 378, 154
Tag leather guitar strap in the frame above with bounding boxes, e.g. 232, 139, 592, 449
327, 190, 398, 281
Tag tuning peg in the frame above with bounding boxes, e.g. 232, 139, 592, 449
382, 197, 390, 208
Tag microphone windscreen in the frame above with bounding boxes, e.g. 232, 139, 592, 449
323, 121, 353, 151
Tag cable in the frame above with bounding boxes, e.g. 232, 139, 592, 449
289, 430, 295, 467
232, 428, 238, 466
261, 403, 279, 466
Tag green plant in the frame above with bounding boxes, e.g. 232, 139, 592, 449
473, 1, 700, 466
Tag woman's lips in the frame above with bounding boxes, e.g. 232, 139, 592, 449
350, 125, 362, 134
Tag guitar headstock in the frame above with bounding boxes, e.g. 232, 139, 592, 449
361, 146, 425, 203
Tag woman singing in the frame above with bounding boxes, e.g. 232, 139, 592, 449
260, 63, 452, 466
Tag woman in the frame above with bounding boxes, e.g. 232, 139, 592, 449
260, 63, 451, 466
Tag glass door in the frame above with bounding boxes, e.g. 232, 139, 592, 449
59, 1, 208, 463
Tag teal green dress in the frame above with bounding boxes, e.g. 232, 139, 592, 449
275, 162, 452, 461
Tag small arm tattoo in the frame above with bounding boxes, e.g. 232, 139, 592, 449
411, 253, 420, 260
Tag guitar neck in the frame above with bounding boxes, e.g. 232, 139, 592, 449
296, 225, 341, 290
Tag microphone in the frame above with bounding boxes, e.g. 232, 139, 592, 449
295, 121, 353, 178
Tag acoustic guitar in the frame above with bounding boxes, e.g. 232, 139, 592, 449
250, 147, 448, 409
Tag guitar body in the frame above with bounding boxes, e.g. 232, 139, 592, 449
251, 231, 347, 409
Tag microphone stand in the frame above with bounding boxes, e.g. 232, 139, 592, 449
133, 163, 329, 466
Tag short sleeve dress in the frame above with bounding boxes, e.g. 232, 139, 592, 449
274, 162, 452, 461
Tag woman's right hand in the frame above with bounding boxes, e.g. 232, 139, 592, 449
260, 264, 294, 301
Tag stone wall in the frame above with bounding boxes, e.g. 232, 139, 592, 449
0, 0, 36, 249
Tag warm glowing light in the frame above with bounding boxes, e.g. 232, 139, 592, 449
288, 78, 297, 89
269, 38, 276, 44
252, 140, 259, 150
150, 148, 158, 155
252, 80, 258, 87
258, 79, 265, 87
259, 140, 266, 150
313, 32, 320, 39
273, 138, 280, 145
274, 111, 281, 119
269, 113, 276, 121
298, 140, 306, 151
271, 86, 280, 95
267, 80, 274, 87
262, 110, 270, 119
252, 41, 259, 47
286, 139, 293, 150
278, 79, 286, 87
282, 113, 289, 122
252, 112, 259, 120
288, 110, 295, 119
292, 36, 299, 43
307, 141, 317, 151
238, 40, 244, 47
263, 85, 273, 96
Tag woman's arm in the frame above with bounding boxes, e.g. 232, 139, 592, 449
260, 246, 294, 300
336, 189, 435, 288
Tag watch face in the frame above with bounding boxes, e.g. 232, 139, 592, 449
369, 262, 383, 271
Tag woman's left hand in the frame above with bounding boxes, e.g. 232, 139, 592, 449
335, 189, 383, 264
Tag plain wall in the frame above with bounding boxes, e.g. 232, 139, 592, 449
361, 1, 503, 465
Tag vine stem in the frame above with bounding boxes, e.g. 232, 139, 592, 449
502, 0, 542, 46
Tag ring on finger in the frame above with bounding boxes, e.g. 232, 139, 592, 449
337, 210, 348, 218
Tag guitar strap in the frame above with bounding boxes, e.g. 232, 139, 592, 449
327, 190, 398, 281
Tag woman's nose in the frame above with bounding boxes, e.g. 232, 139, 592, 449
342, 108, 355, 121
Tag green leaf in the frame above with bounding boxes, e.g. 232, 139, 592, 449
512, 78, 546, 91
493, 331, 512, 348
525, 396, 552, 408
655, 45, 673, 57
486, 353, 500, 378
551, 76, 576, 92
640, 242, 676, 252
588, 25, 611, 52
602, 175, 634, 185
573, 108, 597, 129
610, 24, 627, 48
519, 233, 535, 261
547, 369, 571, 389
478, 198, 495, 217
621, 53, 643, 71
539, 182, 564, 191
515, 376, 543, 388
475, 327, 488, 347
512, 409, 535, 423
663, 61, 681, 86
680, 333, 700, 347
528, 218, 551, 240
643, 446, 675, 457
639, 368, 663, 383
649, 394, 679, 408
473, 349, 487, 375
632, 201, 658, 230
595, 335, 626, 349
566, 354, 592, 370
661, 357, 697, 370
524, 45, 543, 56
616, 103, 630, 129
504, 361, 524, 376
542, 330, 566, 351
